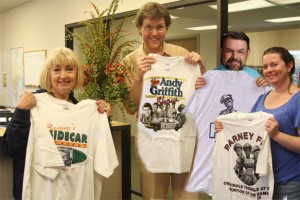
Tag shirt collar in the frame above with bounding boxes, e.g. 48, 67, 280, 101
141, 42, 171, 57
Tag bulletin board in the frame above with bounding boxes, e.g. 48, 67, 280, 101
24, 50, 46, 87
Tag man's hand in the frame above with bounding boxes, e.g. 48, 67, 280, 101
195, 76, 206, 90
214, 120, 223, 133
184, 51, 203, 65
136, 55, 155, 81
185, 51, 206, 75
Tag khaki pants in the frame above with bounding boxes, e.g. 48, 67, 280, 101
137, 154, 199, 200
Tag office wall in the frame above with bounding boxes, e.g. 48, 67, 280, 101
65, 0, 177, 25
197, 28, 300, 70
0, 0, 177, 106
0, 0, 65, 53
0, 0, 178, 52
247, 29, 300, 66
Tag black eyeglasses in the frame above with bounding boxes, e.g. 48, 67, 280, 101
223, 48, 248, 56
142, 25, 166, 33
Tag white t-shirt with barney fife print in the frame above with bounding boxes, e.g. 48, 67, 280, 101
213, 111, 274, 200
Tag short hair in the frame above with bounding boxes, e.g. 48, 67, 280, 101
39, 47, 84, 92
234, 143, 242, 151
143, 102, 152, 111
221, 31, 250, 50
263, 47, 295, 76
251, 145, 261, 153
243, 143, 252, 151
220, 94, 233, 104
177, 104, 185, 112
135, 2, 172, 29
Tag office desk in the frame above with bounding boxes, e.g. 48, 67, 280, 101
0, 121, 131, 200
0, 127, 5, 137
103, 121, 131, 200
0, 127, 13, 200
0, 110, 13, 124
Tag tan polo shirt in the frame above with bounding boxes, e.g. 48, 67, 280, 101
122, 42, 189, 87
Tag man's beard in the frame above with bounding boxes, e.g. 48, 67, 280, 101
225, 58, 243, 70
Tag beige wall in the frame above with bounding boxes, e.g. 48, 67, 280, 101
0, 0, 177, 106
0, 0, 66, 53
0, 0, 177, 52
198, 28, 300, 70
247, 29, 300, 66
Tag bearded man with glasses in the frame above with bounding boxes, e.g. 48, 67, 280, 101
218, 32, 260, 77
196, 31, 268, 88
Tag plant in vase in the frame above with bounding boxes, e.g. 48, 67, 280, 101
67, 0, 138, 120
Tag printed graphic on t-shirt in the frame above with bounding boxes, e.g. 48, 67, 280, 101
48, 123, 88, 166
140, 77, 186, 132
58, 147, 73, 166
232, 142, 260, 186
210, 94, 238, 139
218, 131, 269, 199
219, 94, 237, 116
213, 112, 274, 200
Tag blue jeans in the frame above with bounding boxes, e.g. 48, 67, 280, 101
273, 181, 300, 200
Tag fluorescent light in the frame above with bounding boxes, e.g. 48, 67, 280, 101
186, 25, 217, 31
186, 25, 232, 31
209, 0, 300, 13
265, 16, 300, 23
209, 0, 274, 13
268, 0, 300, 4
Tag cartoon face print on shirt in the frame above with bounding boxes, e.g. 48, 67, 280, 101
219, 94, 238, 116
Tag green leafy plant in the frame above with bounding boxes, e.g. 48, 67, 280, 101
67, 0, 137, 118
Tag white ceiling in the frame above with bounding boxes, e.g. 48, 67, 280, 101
165, 0, 300, 37
0, 0, 33, 14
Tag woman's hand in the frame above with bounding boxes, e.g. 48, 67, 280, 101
17, 91, 37, 110
265, 116, 300, 153
96, 100, 111, 115
265, 116, 279, 138
256, 77, 269, 87
214, 120, 223, 133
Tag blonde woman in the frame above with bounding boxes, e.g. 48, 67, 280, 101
2, 47, 111, 199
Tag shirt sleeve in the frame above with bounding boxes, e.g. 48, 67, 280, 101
93, 114, 119, 178
2, 108, 31, 160
256, 134, 271, 176
292, 94, 300, 128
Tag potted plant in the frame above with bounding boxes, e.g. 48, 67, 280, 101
67, 0, 137, 119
